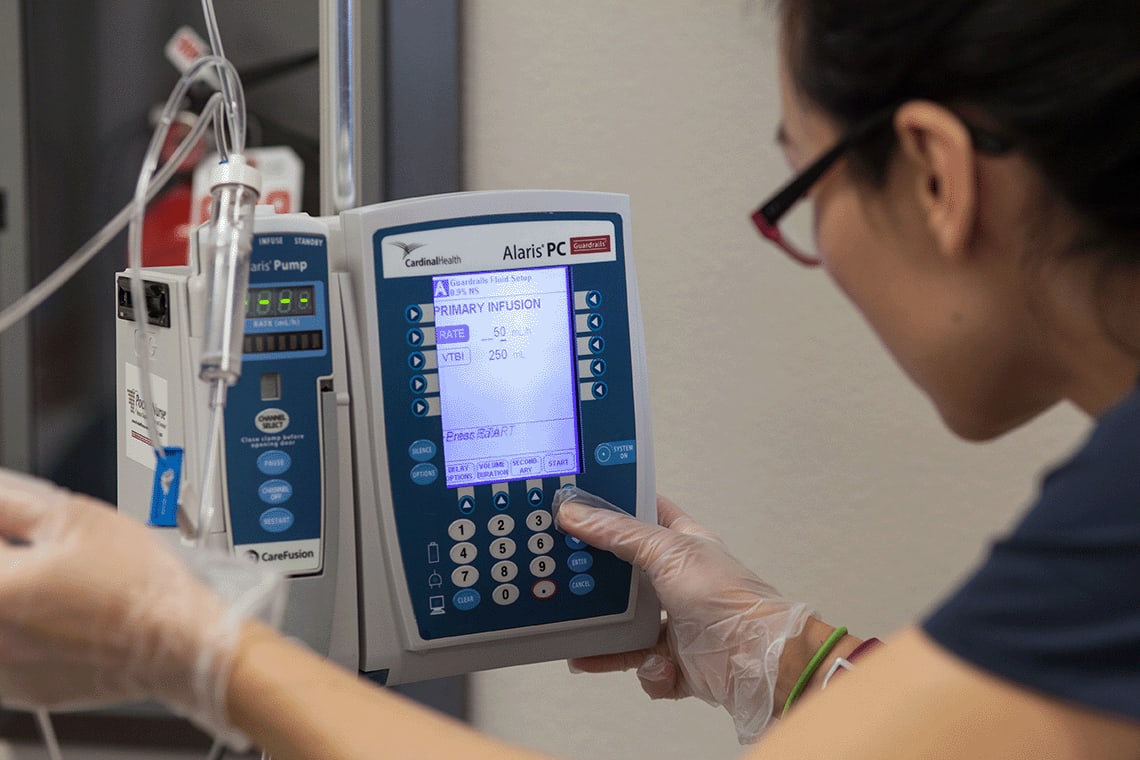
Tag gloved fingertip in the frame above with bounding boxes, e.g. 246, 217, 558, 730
567, 659, 584, 674
553, 500, 589, 530
636, 654, 677, 699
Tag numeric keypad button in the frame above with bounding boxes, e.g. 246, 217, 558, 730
449, 542, 477, 564
492, 583, 520, 606
526, 510, 552, 532
451, 565, 479, 588
489, 537, 517, 559
528, 532, 553, 555
447, 518, 476, 542
492, 560, 518, 583
530, 555, 556, 578
487, 514, 515, 537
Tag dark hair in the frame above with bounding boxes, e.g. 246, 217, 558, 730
778, 0, 1140, 352
778, 0, 1140, 261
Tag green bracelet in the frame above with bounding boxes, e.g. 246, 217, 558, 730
782, 625, 848, 717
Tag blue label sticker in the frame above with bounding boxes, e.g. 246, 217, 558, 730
259, 507, 295, 533
258, 479, 294, 505
149, 447, 184, 527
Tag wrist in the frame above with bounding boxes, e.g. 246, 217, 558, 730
776, 617, 862, 713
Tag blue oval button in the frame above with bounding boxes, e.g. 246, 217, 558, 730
567, 551, 594, 573
408, 439, 437, 462
565, 534, 587, 550
259, 507, 294, 533
569, 573, 596, 596
258, 479, 293, 505
257, 450, 292, 476
410, 463, 439, 486
453, 588, 481, 611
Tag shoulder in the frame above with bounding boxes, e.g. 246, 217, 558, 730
923, 381, 1140, 722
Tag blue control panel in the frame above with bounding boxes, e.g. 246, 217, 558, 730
222, 232, 332, 573
372, 212, 639, 640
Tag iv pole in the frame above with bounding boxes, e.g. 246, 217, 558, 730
319, 0, 362, 216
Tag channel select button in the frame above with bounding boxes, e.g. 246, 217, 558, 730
258, 479, 293, 505
257, 450, 292, 476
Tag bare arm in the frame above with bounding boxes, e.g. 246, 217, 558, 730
226, 621, 552, 760
749, 626, 1140, 760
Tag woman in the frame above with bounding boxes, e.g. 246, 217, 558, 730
1, 0, 1138, 757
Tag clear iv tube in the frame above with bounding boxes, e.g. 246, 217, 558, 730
200, 0, 245, 157
128, 55, 246, 456
0, 93, 222, 337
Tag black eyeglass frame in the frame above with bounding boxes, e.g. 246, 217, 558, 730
752, 107, 1013, 267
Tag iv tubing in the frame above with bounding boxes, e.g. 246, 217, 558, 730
0, 93, 223, 338
128, 54, 245, 456
196, 380, 227, 545
200, 0, 245, 157
35, 708, 62, 760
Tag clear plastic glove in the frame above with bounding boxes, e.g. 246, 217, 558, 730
0, 468, 285, 749
552, 489, 813, 743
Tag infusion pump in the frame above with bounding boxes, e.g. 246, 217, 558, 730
116, 191, 659, 684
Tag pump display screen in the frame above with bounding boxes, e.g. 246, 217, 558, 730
245, 285, 316, 318
431, 266, 580, 487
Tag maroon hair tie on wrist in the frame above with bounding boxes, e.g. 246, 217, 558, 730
847, 637, 883, 662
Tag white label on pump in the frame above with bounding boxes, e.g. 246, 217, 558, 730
380, 219, 617, 279
237, 538, 322, 574
124, 363, 171, 469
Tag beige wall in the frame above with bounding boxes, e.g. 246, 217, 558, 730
462, 3, 1088, 758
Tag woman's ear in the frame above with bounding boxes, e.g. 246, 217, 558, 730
893, 101, 977, 260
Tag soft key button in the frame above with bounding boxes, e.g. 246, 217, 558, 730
256, 450, 292, 476
456, 486, 476, 514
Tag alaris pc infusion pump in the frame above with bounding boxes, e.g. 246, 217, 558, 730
116, 190, 659, 684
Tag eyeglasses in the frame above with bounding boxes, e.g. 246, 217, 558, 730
751, 108, 1013, 267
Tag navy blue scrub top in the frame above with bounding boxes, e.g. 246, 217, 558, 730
923, 377, 1140, 722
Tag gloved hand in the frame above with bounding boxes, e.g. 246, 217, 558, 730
553, 489, 814, 743
0, 468, 285, 749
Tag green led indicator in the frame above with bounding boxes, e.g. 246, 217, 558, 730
259, 299, 271, 306
281, 298, 292, 304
